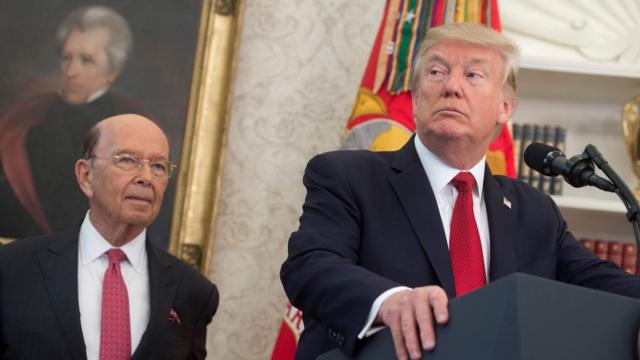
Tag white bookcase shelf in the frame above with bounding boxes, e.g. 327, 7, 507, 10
517, 56, 640, 103
550, 195, 634, 242
551, 195, 625, 214
520, 56, 640, 79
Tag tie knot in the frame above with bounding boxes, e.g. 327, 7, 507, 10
451, 172, 475, 193
106, 248, 127, 265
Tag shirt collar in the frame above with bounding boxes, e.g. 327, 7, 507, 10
58, 86, 109, 104
413, 135, 486, 196
79, 211, 147, 274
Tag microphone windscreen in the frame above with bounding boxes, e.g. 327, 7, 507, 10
524, 142, 559, 174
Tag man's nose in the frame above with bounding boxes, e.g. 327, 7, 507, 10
62, 59, 81, 77
442, 72, 463, 98
133, 162, 153, 186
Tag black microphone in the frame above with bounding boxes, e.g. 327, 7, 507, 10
523, 142, 616, 192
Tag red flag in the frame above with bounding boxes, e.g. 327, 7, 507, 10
270, 303, 303, 359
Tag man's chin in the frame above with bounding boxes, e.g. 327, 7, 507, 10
121, 211, 155, 227
427, 127, 469, 142
60, 91, 88, 105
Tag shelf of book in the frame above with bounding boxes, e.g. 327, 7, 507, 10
579, 237, 638, 275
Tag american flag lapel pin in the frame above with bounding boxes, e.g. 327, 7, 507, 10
503, 196, 512, 209
169, 308, 181, 324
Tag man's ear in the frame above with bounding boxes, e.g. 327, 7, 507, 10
497, 92, 516, 126
106, 69, 120, 85
75, 159, 94, 198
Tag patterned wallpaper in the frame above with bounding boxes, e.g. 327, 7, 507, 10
206, 1, 384, 358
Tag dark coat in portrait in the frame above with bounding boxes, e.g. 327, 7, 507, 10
0, 91, 143, 238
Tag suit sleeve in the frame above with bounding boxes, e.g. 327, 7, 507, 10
280, 153, 400, 355
189, 283, 219, 360
550, 198, 640, 297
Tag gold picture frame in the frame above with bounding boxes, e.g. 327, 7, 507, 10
168, 0, 245, 275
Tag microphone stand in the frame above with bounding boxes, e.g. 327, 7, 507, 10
582, 144, 640, 248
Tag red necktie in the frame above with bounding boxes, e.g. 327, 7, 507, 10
449, 172, 486, 296
100, 248, 131, 360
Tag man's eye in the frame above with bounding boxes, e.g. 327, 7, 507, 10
118, 156, 137, 164
151, 162, 167, 172
81, 55, 95, 65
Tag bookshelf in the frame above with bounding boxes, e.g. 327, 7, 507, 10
513, 56, 640, 244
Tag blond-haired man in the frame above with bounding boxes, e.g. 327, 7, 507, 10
281, 23, 640, 360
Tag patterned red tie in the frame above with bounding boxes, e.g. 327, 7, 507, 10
100, 248, 131, 360
449, 172, 486, 296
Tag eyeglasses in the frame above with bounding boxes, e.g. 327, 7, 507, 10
90, 153, 176, 178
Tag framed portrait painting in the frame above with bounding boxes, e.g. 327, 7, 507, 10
0, 0, 242, 274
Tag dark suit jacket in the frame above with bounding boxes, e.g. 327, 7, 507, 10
0, 225, 219, 359
280, 138, 640, 359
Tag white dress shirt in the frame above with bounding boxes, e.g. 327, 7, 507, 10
358, 136, 491, 338
78, 212, 150, 360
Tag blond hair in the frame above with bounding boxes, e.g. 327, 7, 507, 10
411, 23, 519, 98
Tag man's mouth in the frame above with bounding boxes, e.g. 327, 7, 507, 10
125, 195, 152, 204
435, 106, 464, 115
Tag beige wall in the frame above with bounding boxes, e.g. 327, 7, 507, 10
206, 1, 384, 358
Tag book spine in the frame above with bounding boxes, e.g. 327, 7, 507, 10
607, 241, 623, 267
528, 125, 543, 189
512, 123, 523, 179
622, 243, 637, 274
580, 238, 595, 254
519, 124, 533, 184
594, 240, 609, 261
551, 126, 567, 195
540, 125, 555, 194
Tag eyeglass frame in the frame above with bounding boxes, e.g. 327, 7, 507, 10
88, 153, 177, 178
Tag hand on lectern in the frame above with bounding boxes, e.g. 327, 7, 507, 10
376, 286, 449, 360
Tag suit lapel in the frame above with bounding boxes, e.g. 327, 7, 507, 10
38, 226, 87, 360
389, 138, 456, 298
132, 241, 178, 359
483, 168, 517, 281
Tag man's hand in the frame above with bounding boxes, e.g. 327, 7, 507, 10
376, 286, 449, 360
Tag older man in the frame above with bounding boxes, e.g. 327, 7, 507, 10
0, 114, 218, 359
281, 23, 640, 360
0, 5, 142, 239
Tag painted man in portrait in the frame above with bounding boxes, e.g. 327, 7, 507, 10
0, 5, 144, 238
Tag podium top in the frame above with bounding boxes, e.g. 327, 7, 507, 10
319, 273, 640, 360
